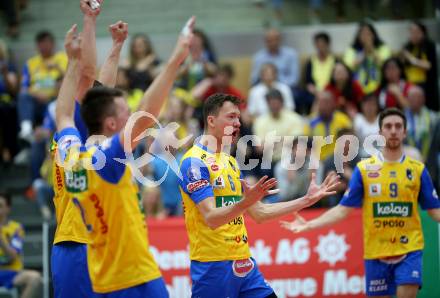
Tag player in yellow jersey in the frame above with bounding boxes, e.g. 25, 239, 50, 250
282, 108, 440, 298
51, 1, 129, 298
178, 93, 340, 297
54, 17, 195, 297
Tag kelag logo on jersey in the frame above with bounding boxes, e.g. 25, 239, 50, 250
65, 169, 88, 193
215, 195, 242, 208
373, 202, 412, 217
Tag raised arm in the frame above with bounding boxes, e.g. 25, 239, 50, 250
120, 16, 195, 149
98, 21, 128, 87
76, 0, 101, 102
55, 25, 82, 132
247, 172, 340, 223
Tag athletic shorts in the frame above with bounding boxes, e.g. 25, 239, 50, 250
0, 270, 18, 289
51, 242, 97, 298
364, 250, 423, 296
191, 257, 275, 298
95, 277, 169, 298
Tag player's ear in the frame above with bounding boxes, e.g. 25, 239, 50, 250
207, 115, 215, 128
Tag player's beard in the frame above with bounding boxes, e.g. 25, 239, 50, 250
386, 139, 401, 150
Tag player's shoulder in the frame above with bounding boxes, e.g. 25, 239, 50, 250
356, 156, 381, 171
181, 145, 209, 164
404, 156, 424, 168
6, 220, 24, 232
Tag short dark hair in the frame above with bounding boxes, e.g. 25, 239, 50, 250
314, 32, 330, 44
203, 93, 241, 128
35, 30, 55, 43
265, 88, 284, 103
0, 192, 12, 207
379, 108, 407, 130
218, 64, 234, 79
81, 87, 124, 135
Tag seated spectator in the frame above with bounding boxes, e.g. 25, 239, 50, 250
250, 28, 299, 90
274, 138, 312, 202
402, 21, 438, 111
0, 0, 22, 37
305, 91, 352, 161
305, 32, 336, 96
247, 63, 294, 118
121, 33, 161, 91
377, 57, 411, 109
344, 21, 391, 94
0, 192, 42, 297
325, 61, 364, 117
317, 128, 361, 207
17, 31, 67, 142
253, 89, 304, 177
404, 86, 438, 161
0, 39, 18, 165
353, 93, 379, 155
177, 29, 217, 90
192, 64, 244, 107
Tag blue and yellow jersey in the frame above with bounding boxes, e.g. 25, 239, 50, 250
179, 143, 251, 262
51, 132, 90, 245
340, 154, 440, 259
0, 220, 24, 271
56, 127, 161, 293
21, 52, 67, 98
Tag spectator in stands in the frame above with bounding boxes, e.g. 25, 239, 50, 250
377, 57, 411, 109
305, 90, 352, 161
248, 63, 294, 118
0, 193, 42, 298
0, 0, 21, 37
317, 128, 360, 207
115, 67, 143, 112
304, 32, 336, 98
404, 85, 438, 161
274, 138, 312, 202
250, 28, 299, 90
17, 31, 67, 143
344, 21, 391, 94
253, 89, 304, 177
325, 61, 364, 118
402, 21, 439, 111
177, 29, 217, 90
0, 39, 19, 166
192, 64, 244, 106
121, 33, 161, 91
353, 93, 379, 156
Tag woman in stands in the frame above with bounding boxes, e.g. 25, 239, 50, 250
343, 21, 391, 94
325, 60, 364, 118
401, 21, 439, 111
377, 57, 412, 109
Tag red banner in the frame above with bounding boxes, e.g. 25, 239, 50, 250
147, 209, 365, 298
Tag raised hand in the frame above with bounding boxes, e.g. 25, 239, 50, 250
109, 21, 128, 45
80, 0, 102, 17
280, 213, 310, 233
64, 24, 82, 60
171, 16, 196, 65
240, 176, 279, 208
303, 171, 340, 207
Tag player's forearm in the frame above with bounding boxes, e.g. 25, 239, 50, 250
427, 208, 440, 222
56, 60, 80, 130
249, 198, 309, 224
308, 205, 352, 230
80, 16, 97, 82
203, 202, 247, 230
98, 42, 123, 88
0, 238, 17, 261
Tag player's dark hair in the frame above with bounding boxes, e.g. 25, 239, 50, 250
35, 30, 55, 43
81, 86, 124, 135
314, 32, 330, 44
379, 108, 407, 130
203, 93, 241, 128
0, 192, 12, 207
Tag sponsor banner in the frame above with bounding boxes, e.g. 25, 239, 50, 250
147, 209, 365, 298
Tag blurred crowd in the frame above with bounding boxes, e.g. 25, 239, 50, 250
0, 19, 439, 220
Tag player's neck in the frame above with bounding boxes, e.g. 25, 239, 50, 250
199, 134, 222, 153
382, 147, 404, 162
